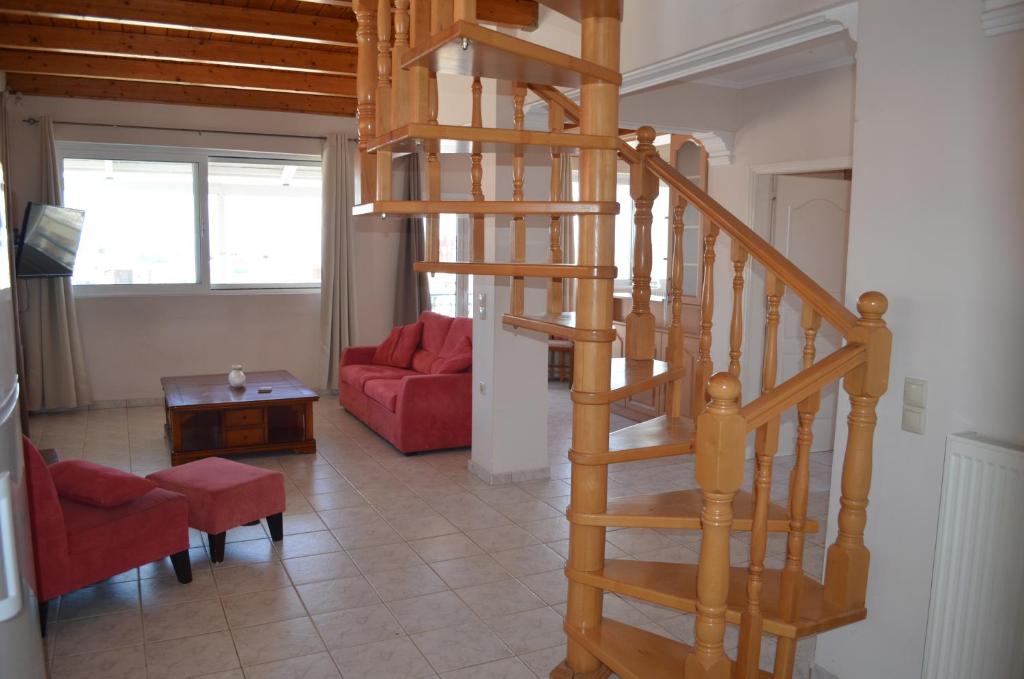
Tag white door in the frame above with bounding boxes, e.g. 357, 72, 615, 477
771, 175, 851, 456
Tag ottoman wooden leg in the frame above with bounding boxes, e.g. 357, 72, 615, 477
267, 513, 284, 542
170, 549, 193, 584
208, 532, 227, 563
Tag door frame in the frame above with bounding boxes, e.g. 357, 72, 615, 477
742, 157, 852, 456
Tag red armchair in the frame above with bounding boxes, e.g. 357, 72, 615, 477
22, 437, 191, 635
339, 311, 472, 454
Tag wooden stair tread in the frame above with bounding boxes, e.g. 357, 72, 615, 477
564, 617, 693, 679
573, 358, 685, 405
536, 0, 626, 23
352, 200, 617, 216
403, 20, 621, 88
570, 560, 866, 639
369, 123, 617, 154
569, 488, 820, 533
413, 261, 615, 279
502, 311, 617, 342
570, 415, 694, 464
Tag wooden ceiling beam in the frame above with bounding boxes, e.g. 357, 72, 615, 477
0, 50, 356, 96
0, 24, 357, 74
6, 74, 356, 116
0, 0, 358, 46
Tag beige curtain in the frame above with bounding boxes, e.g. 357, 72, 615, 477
561, 154, 576, 312
19, 116, 92, 411
318, 133, 357, 392
393, 153, 430, 325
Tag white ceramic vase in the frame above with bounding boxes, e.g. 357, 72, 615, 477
228, 365, 246, 389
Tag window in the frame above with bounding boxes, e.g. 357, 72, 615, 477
59, 143, 322, 293
64, 159, 198, 286
427, 212, 472, 317
208, 159, 322, 287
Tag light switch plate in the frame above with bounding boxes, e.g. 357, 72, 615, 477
476, 292, 487, 320
904, 378, 927, 409
902, 406, 926, 435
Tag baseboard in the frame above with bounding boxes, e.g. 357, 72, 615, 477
468, 459, 550, 485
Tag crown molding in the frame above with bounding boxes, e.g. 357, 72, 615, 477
524, 1, 858, 114
982, 1, 1024, 36
696, 54, 854, 89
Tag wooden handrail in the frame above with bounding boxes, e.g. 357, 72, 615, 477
643, 152, 859, 336
741, 343, 867, 431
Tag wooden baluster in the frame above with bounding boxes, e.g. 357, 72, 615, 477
687, 373, 745, 679
625, 126, 658, 361
470, 76, 484, 261
692, 220, 719, 417
547, 100, 566, 315
509, 81, 527, 315
729, 242, 748, 377
735, 271, 784, 679
555, 2, 620, 676
408, 0, 430, 124
665, 197, 686, 418
354, 0, 377, 204
824, 292, 892, 609
431, 0, 453, 30
453, 0, 475, 22
424, 73, 440, 263
375, 0, 392, 201
773, 304, 821, 678
391, 0, 410, 130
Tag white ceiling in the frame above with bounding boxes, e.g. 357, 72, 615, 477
693, 33, 856, 89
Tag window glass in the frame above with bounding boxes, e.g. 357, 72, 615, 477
208, 160, 322, 287
63, 158, 197, 285
429, 214, 459, 316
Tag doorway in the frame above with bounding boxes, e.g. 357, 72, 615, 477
746, 164, 852, 457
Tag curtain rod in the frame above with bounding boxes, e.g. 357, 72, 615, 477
21, 118, 331, 142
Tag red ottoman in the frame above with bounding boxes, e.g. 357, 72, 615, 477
147, 457, 286, 563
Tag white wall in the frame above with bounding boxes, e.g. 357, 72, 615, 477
4, 95, 401, 401
816, 3, 1024, 677
707, 66, 855, 402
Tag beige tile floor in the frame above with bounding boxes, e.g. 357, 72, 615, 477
30, 383, 830, 679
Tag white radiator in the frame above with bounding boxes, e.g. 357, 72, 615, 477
922, 433, 1024, 679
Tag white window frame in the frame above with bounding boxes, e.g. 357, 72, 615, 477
57, 141, 322, 297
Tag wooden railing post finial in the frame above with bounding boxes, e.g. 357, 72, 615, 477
625, 125, 659, 361
688, 371, 745, 679
824, 291, 891, 610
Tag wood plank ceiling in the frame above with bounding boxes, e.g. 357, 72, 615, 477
0, 0, 539, 117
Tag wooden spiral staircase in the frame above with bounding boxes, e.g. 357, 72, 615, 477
350, 1, 893, 677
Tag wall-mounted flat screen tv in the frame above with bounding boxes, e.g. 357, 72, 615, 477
16, 203, 85, 278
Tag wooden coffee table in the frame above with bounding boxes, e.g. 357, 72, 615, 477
162, 370, 319, 466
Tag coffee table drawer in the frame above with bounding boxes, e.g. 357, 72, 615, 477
224, 426, 266, 447
224, 408, 264, 428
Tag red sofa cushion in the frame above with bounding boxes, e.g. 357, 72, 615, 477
340, 364, 417, 389
363, 378, 402, 412
411, 349, 438, 374
62, 488, 187, 556
372, 321, 422, 368
419, 311, 454, 354
146, 457, 285, 535
431, 336, 472, 374
49, 460, 155, 508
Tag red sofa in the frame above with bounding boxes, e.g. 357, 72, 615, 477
22, 437, 191, 634
339, 311, 472, 454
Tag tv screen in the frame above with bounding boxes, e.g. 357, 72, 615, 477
16, 203, 85, 278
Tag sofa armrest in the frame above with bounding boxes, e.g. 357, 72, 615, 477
397, 372, 472, 419
341, 346, 377, 367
